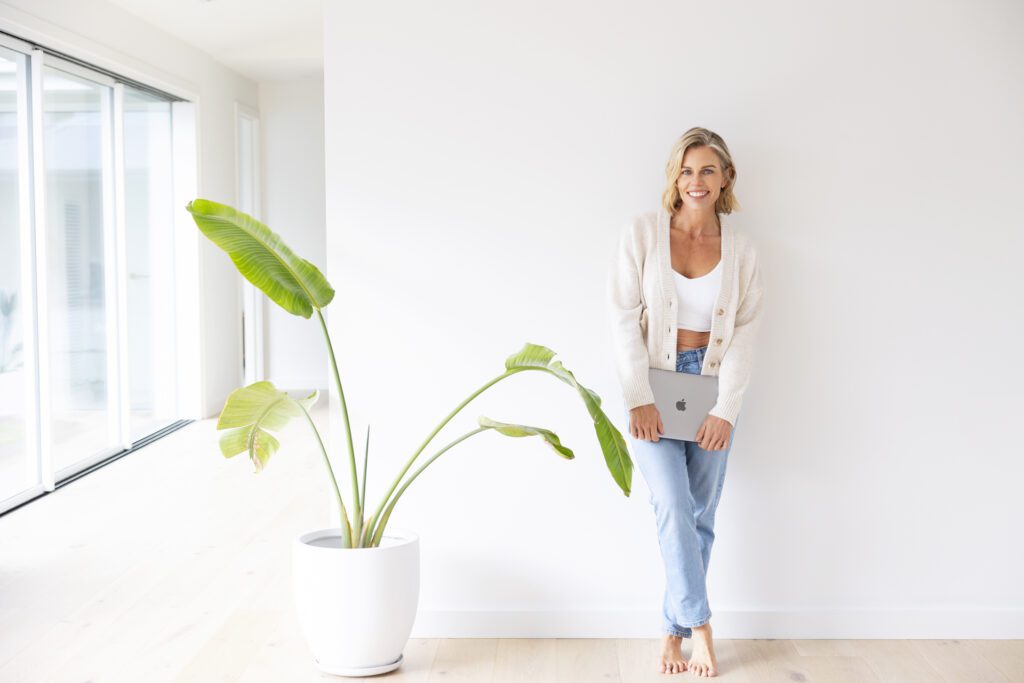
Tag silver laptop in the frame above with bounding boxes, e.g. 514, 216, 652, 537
647, 368, 719, 441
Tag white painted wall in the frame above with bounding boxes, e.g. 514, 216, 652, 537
323, 0, 1024, 638
0, 0, 259, 418
258, 76, 328, 393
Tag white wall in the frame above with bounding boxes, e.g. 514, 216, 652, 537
323, 0, 1024, 638
257, 76, 328, 393
0, 0, 259, 418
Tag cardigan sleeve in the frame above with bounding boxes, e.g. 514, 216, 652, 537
607, 222, 656, 410
708, 251, 765, 426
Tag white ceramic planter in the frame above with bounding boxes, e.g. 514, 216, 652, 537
292, 528, 420, 677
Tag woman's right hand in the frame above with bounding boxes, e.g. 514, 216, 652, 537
629, 403, 664, 442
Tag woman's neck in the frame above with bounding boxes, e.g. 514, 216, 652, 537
671, 208, 721, 238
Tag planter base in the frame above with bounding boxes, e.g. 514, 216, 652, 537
315, 653, 403, 677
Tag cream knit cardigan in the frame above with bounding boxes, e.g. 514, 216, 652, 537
606, 207, 765, 425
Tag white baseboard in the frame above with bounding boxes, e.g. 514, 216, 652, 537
267, 378, 329, 394
410, 608, 1024, 639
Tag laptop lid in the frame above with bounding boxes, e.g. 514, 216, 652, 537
647, 368, 719, 442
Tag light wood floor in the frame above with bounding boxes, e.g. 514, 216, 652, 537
0, 407, 1020, 682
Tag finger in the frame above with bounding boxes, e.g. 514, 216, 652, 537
657, 416, 664, 435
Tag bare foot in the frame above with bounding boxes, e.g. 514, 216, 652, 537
686, 622, 718, 676
659, 634, 688, 674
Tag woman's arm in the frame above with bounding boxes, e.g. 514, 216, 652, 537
607, 222, 656, 410
708, 254, 765, 425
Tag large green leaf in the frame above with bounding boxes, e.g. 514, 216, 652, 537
505, 343, 632, 496
477, 416, 575, 459
186, 198, 335, 318
217, 381, 319, 473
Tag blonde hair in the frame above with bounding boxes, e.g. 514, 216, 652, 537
661, 127, 740, 216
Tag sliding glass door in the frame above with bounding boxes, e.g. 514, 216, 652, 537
0, 47, 37, 503
123, 88, 177, 441
0, 36, 186, 513
42, 64, 118, 473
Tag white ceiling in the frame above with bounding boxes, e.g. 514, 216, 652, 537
104, 0, 324, 83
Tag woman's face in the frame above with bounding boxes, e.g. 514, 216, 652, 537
675, 146, 729, 211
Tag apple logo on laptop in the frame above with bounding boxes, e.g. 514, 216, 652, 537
676, 398, 687, 411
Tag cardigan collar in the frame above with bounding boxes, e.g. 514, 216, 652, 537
656, 206, 735, 286
656, 206, 736, 356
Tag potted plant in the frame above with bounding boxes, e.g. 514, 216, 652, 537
186, 199, 632, 676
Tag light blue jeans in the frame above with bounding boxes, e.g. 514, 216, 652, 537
626, 345, 739, 638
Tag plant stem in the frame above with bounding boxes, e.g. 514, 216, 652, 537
370, 427, 488, 546
365, 369, 523, 545
299, 403, 352, 547
315, 310, 361, 545
360, 424, 370, 515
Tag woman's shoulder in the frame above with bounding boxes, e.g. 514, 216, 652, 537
728, 223, 760, 259
622, 210, 659, 242
727, 225, 765, 291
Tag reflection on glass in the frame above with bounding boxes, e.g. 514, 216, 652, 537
0, 52, 34, 501
43, 66, 113, 471
123, 88, 176, 440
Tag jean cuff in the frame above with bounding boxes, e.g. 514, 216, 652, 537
677, 613, 711, 628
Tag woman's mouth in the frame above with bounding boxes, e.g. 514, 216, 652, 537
687, 191, 709, 199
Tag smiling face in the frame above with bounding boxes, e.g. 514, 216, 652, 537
675, 145, 730, 212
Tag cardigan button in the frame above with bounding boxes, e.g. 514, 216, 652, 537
715, 338, 722, 345
717, 308, 725, 316
710, 361, 718, 368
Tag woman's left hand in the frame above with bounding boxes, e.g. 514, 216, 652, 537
696, 415, 733, 451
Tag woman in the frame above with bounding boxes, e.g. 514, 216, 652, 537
607, 127, 765, 677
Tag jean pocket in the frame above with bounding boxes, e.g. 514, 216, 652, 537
677, 362, 702, 375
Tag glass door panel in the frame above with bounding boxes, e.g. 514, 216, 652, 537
123, 88, 176, 440
0, 39, 189, 515
42, 66, 116, 472
0, 50, 36, 501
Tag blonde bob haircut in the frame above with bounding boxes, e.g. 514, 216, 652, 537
661, 127, 740, 217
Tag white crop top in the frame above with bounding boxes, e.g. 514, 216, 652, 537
673, 260, 722, 332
